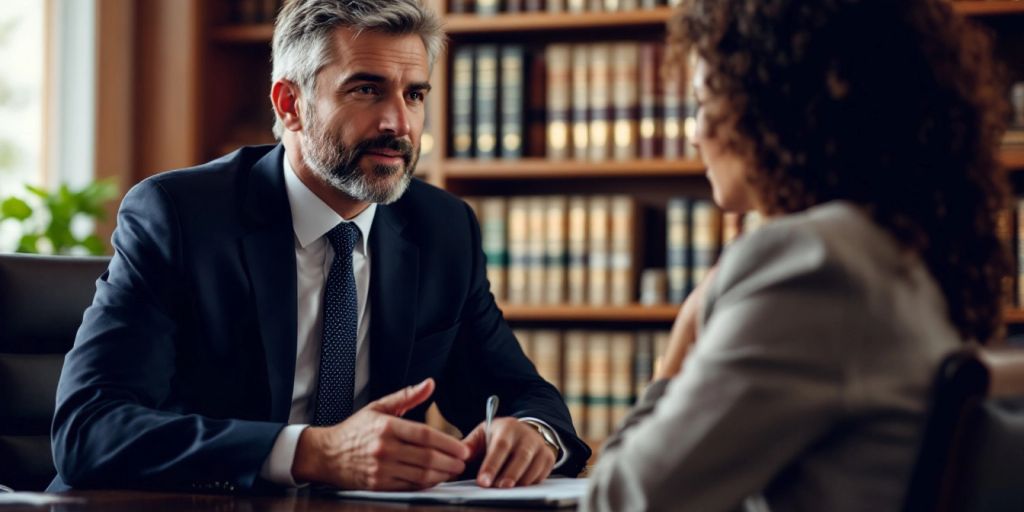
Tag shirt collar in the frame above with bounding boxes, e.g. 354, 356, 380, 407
282, 149, 376, 252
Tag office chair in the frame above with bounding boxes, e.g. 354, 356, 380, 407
0, 253, 109, 491
902, 347, 1024, 512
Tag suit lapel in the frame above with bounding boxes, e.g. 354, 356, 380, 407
240, 145, 297, 423
368, 203, 419, 401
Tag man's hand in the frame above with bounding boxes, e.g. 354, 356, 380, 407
460, 417, 556, 488
291, 378, 470, 490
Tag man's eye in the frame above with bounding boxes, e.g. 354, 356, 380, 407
408, 91, 425, 102
354, 85, 378, 95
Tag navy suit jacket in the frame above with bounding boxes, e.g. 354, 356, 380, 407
49, 145, 590, 491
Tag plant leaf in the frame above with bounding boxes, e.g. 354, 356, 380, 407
44, 219, 74, 253
24, 184, 48, 198
77, 180, 117, 217
16, 233, 39, 254
1, 196, 32, 220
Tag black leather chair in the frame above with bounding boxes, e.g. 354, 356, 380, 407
0, 253, 109, 491
903, 347, 1024, 512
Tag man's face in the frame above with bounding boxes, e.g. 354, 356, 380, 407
300, 28, 430, 204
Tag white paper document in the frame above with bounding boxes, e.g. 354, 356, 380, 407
0, 492, 84, 506
330, 477, 588, 508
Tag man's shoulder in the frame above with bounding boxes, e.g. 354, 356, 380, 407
143, 145, 278, 192
399, 177, 464, 206
120, 144, 282, 229
391, 178, 470, 219
380, 178, 478, 251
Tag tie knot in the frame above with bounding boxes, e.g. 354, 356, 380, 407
326, 222, 359, 255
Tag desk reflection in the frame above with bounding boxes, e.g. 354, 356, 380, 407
5, 490, 558, 512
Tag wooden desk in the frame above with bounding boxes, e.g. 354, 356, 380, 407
1, 490, 561, 511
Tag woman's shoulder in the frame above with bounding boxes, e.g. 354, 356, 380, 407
703, 200, 955, 371
713, 201, 913, 302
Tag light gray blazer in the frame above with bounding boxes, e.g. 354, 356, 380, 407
582, 201, 963, 512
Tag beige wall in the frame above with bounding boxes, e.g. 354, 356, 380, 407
92, 0, 202, 242
132, 0, 201, 181
94, 0, 134, 242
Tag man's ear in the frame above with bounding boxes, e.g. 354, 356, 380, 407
271, 80, 304, 132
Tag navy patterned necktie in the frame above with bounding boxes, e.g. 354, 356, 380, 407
312, 222, 360, 426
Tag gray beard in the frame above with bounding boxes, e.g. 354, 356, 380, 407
300, 113, 417, 205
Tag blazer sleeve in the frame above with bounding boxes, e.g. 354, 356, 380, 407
583, 225, 851, 511
51, 179, 283, 491
433, 202, 592, 476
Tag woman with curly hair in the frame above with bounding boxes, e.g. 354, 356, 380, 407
582, 0, 1011, 510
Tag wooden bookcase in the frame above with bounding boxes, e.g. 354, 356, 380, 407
192, 0, 1024, 449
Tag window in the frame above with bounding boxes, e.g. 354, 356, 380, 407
1, 0, 103, 254
0, 0, 45, 194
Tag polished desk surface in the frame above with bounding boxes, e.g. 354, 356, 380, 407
1, 490, 564, 511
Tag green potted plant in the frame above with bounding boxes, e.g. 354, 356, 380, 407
0, 180, 118, 255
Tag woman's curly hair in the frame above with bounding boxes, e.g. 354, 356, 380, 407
669, 0, 1012, 343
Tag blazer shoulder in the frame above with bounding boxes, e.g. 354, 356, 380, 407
400, 178, 470, 209
392, 178, 475, 226
714, 201, 894, 304
125, 145, 281, 223
141, 145, 276, 194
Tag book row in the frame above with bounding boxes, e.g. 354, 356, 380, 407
423, 328, 671, 442
235, 0, 683, 23
449, 42, 697, 161
666, 198, 764, 302
467, 192, 1024, 309
463, 195, 765, 306
515, 328, 672, 442
450, 0, 681, 15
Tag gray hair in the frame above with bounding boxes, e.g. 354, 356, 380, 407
271, 0, 446, 138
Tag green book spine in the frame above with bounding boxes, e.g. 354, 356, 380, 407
481, 197, 508, 302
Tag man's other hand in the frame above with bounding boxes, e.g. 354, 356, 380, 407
291, 378, 470, 490
461, 417, 556, 488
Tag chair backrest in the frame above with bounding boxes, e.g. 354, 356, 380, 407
903, 347, 1024, 512
0, 253, 109, 491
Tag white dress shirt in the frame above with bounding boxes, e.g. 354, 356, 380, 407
260, 153, 376, 485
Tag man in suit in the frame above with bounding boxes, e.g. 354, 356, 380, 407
50, 0, 589, 492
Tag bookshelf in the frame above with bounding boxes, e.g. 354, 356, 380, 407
443, 158, 705, 180
445, 7, 674, 33
1004, 308, 1024, 324
205, 1, 1024, 40
188, 0, 1024, 449
1004, 148, 1024, 170
502, 304, 679, 322
955, 0, 1024, 16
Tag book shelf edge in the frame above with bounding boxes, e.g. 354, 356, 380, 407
207, 3, 1024, 42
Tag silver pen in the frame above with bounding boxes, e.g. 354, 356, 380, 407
485, 394, 500, 447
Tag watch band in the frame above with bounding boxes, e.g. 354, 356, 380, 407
522, 419, 561, 459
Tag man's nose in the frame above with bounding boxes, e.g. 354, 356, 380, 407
377, 94, 411, 137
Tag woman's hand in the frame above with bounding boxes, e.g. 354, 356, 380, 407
655, 266, 718, 380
